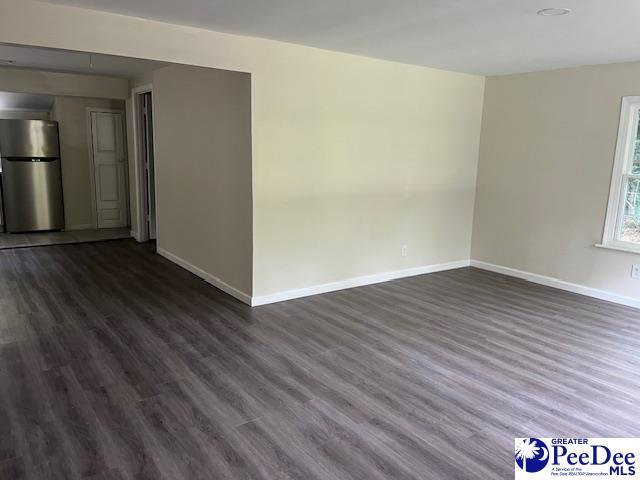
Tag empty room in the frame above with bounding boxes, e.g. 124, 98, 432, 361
0, 1, 639, 479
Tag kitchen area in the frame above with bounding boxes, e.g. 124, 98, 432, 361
0, 93, 131, 249
0, 42, 231, 258
0, 44, 167, 250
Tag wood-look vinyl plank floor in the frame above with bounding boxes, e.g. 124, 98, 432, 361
1, 239, 639, 479
0, 229, 131, 250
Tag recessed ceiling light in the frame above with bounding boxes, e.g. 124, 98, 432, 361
537, 7, 572, 16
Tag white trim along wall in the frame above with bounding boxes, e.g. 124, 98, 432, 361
470, 260, 640, 309
157, 246, 469, 306
154, 245, 640, 309
251, 260, 471, 306
157, 248, 253, 305
130, 84, 158, 244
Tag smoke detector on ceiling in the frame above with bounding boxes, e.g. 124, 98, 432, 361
537, 7, 572, 16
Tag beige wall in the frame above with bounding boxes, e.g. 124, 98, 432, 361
252, 60, 484, 296
53, 96, 126, 229
151, 65, 253, 295
473, 62, 640, 301
0, 1, 485, 299
0, 66, 128, 99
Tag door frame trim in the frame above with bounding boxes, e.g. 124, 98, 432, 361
130, 84, 158, 243
86, 107, 129, 229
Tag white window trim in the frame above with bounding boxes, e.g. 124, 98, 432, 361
600, 95, 640, 254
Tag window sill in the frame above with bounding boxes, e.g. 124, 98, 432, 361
594, 243, 640, 255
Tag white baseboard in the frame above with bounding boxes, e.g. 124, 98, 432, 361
149, 250, 640, 310
156, 247, 252, 306
251, 260, 471, 306
65, 223, 93, 231
470, 260, 640, 309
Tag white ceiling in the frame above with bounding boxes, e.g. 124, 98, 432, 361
0, 43, 166, 77
0, 92, 54, 111
40, 0, 640, 75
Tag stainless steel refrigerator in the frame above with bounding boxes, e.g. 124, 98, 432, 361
0, 119, 64, 232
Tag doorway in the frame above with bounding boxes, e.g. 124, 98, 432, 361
88, 109, 129, 229
132, 86, 157, 246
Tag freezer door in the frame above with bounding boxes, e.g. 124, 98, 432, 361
2, 158, 64, 232
0, 120, 60, 158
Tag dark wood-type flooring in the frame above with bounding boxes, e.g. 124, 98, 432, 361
1, 239, 639, 479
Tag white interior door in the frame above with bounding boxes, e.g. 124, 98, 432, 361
90, 111, 128, 229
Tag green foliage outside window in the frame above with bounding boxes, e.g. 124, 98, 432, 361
621, 120, 640, 242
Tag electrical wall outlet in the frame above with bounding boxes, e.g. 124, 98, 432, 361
632, 265, 640, 280
401, 245, 408, 257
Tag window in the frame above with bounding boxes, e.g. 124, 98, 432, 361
602, 96, 640, 252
